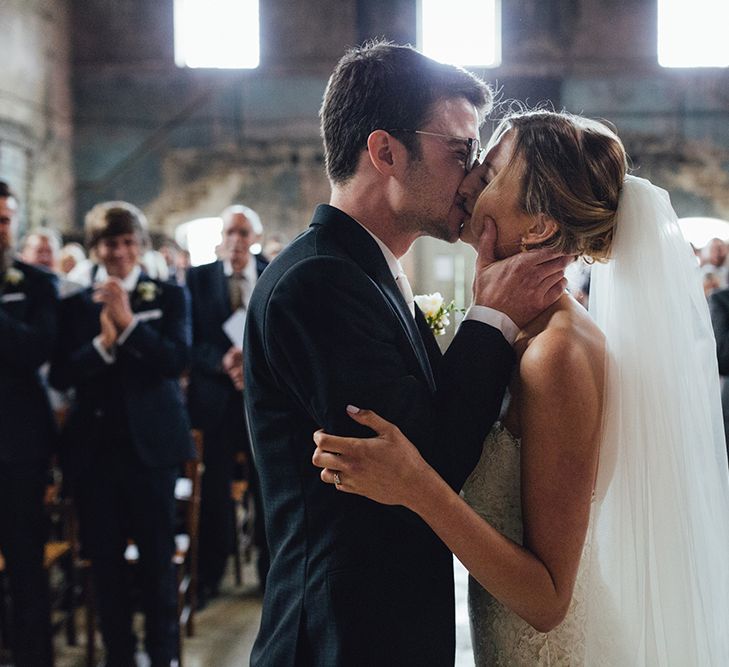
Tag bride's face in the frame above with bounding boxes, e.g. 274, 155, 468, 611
459, 128, 537, 259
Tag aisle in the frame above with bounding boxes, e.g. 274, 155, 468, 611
455, 556, 475, 666
53, 559, 470, 665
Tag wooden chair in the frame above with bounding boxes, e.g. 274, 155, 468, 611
0, 480, 80, 663
174, 428, 204, 660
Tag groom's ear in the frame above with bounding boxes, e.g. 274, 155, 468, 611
367, 130, 404, 176
523, 213, 559, 246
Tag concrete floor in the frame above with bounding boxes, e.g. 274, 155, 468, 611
51, 558, 473, 667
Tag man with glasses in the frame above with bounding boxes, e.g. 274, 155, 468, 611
245, 41, 568, 666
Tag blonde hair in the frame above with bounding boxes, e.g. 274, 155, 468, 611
495, 110, 628, 260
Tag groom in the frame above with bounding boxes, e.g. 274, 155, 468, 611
244, 41, 567, 666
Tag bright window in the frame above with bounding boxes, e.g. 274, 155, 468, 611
419, 0, 500, 68
658, 0, 729, 67
174, 0, 260, 69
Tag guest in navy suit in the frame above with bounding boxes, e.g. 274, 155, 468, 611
186, 205, 269, 599
0, 181, 56, 666
51, 202, 194, 667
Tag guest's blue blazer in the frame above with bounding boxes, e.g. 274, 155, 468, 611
50, 273, 195, 475
0, 259, 58, 463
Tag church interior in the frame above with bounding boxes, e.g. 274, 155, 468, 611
1, 0, 728, 665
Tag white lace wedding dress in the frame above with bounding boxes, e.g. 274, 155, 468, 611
462, 423, 597, 666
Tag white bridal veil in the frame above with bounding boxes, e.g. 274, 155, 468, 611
586, 176, 729, 664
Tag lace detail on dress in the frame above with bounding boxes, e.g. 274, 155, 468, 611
462, 423, 594, 666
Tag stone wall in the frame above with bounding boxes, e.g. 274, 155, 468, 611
0, 0, 74, 233
5, 0, 727, 272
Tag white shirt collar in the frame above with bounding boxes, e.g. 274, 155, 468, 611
353, 220, 404, 280
94, 264, 142, 292
223, 256, 258, 285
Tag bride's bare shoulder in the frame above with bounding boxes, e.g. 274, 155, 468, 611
518, 295, 605, 389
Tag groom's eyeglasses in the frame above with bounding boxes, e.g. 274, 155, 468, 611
387, 129, 485, 172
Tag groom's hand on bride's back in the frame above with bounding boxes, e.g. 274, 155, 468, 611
472, 217, 570, 328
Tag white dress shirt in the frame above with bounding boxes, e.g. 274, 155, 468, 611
355, 221, 518, 345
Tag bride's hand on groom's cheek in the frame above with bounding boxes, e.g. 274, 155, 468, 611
473, 218, 569, 328
311, 406, 430, 508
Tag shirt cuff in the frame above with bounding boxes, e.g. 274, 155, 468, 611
464, 305, 519, 346
116, 317, 139, 346
93, 335, 116, 364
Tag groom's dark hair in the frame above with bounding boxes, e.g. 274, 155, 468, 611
320, 40, 492, 185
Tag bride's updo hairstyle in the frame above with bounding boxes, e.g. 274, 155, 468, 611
500, 110, 628, 260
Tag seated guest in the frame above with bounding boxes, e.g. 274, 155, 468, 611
0, 181, 56, 665
50, 201, 194, 667
186, 204, 269, 599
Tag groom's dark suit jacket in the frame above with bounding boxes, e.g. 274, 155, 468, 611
244, 205, 515, 666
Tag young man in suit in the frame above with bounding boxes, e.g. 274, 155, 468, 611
0, 181, 56, 666
51, 202, 194, 667
244, 42, 568, 666
186, 205, 269, 600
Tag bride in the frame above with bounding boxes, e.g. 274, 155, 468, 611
312, 110, 729, 665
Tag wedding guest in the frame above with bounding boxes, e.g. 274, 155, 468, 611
0, 181, 56, 666
157, 237, 187, 286
186, 204, 269, 599
701, 237, 729, 288
20, 227, 61, 272
709, 285, 729, 446
59, 242, 87, 276
50, 201, 194, 667
21, 228, 84, 299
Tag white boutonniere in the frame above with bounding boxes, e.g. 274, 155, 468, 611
4, 267, 24, 288
136, 280, 159, 302
413, 292, 460, 336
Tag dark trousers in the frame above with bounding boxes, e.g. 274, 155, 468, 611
198, 412, 236, 593
76, 444, 178, 667
199, 394, 269, 592
0, 461, 53, 667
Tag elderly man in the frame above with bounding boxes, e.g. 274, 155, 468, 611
20, 227, 61, 272
21, 228, 84, 300
0, 181, 56, 666
186, 205, 269, 601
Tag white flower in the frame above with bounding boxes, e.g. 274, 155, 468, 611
136, 281, 158, 302
413, 292, 444, 319
4, 267, 24, 286
413, 292, 458, 336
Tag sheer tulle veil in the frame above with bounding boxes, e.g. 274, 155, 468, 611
586, 175, 729, 664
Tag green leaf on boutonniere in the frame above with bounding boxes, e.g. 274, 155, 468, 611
413, 292, 462, 336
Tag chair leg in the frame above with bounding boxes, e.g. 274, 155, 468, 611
84, 568, 96, 667
63, 553, 78, 647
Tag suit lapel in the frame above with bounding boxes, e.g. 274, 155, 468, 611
311, 205, 436, 393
